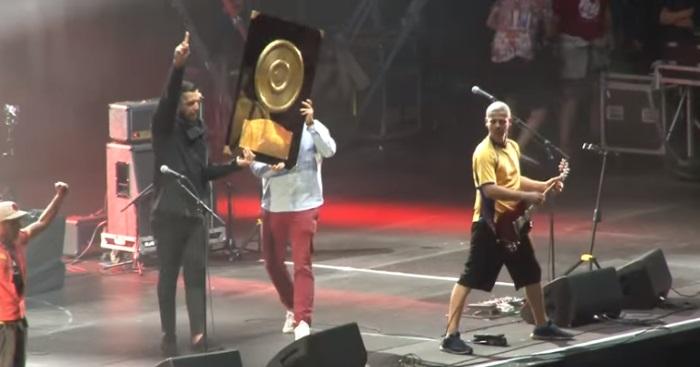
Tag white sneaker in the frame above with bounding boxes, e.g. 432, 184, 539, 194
294, 320, 310, 340
282, 310, 295, 334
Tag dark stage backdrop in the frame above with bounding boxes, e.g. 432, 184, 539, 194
0, 0, 184, 212
0, 0, 499, 214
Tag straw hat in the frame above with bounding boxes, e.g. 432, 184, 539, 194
0, 201, 28, 222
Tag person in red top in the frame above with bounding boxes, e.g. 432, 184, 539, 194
486, 0, 556, 151
552, 0, 612, 155
0, 182, 68, 367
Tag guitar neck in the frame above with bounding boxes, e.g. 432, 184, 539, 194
524, 174, 564, 212
518, 160, 569, 219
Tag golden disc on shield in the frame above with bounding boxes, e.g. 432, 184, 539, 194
254, 39, 304, 113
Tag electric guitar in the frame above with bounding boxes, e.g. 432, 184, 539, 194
495, 159, 569, 251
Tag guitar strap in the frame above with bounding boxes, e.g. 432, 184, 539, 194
477, 187, 497, 234
477, 139, 519, 238
475, 139, 503, 235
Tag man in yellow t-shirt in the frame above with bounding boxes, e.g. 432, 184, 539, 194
440, 101, 573, 355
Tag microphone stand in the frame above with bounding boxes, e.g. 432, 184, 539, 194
510, 113, 569, 281
474, 89, 569, 280
101, 183, 154, 274
172, 176, 225, 353
564, 146, 609, 274
224, 182, 241, 261
120, 183, 154, 213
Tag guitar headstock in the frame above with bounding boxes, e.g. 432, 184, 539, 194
558, 158, 570, 181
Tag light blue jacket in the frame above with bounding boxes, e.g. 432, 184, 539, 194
250, 120, 336, 212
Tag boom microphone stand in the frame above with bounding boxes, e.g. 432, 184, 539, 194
224, 181, 261, 260
471, 86, 570, 279
101, 183, 155, 274
224, 182, 241, 261
170, 173, 225, 353
564, 143, 610, 274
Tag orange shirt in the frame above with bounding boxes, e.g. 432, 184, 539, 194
0, 230, 28, 321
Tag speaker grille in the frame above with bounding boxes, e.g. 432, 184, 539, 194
617, 249, 672, 309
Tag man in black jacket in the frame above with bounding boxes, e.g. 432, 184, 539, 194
151, 32, 254, 356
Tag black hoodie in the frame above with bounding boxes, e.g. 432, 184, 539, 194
150, 65, 240, 219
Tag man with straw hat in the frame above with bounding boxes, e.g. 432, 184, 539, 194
0, 181, 68, 367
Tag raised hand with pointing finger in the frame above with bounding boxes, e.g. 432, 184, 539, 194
173, 32, 191, 68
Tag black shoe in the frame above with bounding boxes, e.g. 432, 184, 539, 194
160, 335, 178, 357
531, 321, 575, 341
440, 332, 473, 355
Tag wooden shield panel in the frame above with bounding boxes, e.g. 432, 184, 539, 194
226, 12, 322, 168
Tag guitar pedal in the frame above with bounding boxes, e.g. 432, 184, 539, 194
472, 334, 508, 347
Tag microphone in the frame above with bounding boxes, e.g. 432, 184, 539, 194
160, 165, 186, 179
581, 143, 605, 154
471, 86, 497, 102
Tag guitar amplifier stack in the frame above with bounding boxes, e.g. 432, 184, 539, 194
109, 99, 157, 143
102, 100, 158, 256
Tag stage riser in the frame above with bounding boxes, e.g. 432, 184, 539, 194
154, 349, 242, 367
530, 322, 700, 367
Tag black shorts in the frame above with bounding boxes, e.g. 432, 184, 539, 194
0, 318, 27, 367
458, 220, 541, 292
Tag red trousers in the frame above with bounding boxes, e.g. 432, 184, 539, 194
261, 208, 319, 325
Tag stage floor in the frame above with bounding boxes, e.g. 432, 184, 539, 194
20, 147, 700, 367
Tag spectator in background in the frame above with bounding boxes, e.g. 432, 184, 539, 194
652, 1, 700, 65
553, 0, 612, 156
658, 1, 699, 39
614, 0, 700, 72
609, 0, 649, 72
486, 0, 556, 152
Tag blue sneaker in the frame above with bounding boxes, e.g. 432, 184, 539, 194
531, 321, 574, 341
440, 332, 473, 355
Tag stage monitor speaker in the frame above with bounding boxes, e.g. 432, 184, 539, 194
616, 248, 672, 309
154, 349, 242, 367
22, 211, 66, 296
63, 214, 106, 257
544, 267, 623, 327
266, 322, 367, 367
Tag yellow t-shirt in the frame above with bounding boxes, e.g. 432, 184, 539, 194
472, 137, 521, 222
